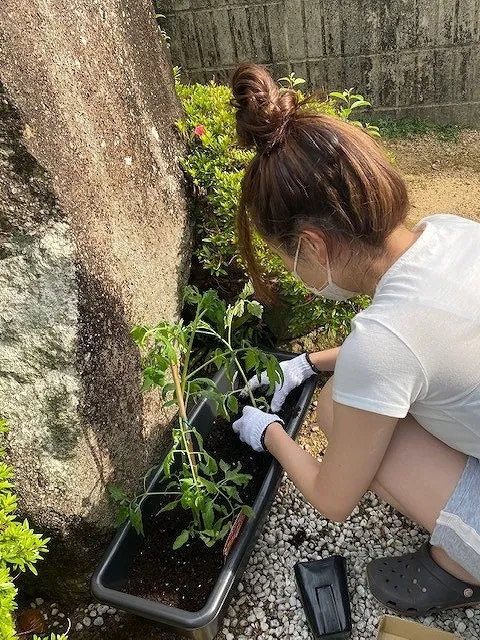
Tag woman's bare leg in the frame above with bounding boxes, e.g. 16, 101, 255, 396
317, 376, 480, 585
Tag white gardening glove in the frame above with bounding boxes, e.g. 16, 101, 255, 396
245, 353, 317, 413
232, 406, 284, 452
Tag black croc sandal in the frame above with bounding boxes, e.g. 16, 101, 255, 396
367, 543, 480, 617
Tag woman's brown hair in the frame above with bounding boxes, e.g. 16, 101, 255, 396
231, 62, 409, 299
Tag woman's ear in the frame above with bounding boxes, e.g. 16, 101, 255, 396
301, 229, 328, 263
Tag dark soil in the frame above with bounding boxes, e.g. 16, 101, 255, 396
125, 393, 298, 612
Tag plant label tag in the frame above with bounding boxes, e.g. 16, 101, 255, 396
223, 513, 247, 560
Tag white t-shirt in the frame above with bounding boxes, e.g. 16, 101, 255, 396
333, 214, 480, 458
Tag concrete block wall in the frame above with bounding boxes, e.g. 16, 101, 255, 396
163, 0, 480, 126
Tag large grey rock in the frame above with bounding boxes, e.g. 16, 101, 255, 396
0, 0, 190, 599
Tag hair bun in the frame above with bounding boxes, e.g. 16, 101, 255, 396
231, 63, 298, 152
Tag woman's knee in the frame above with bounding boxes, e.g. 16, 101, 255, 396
316, 376, 334, 438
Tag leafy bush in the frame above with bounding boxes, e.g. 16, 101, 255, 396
176, 77, 373, 339
0, 420, 65, 640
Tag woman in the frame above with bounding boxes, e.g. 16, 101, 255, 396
230, 62, 480, 616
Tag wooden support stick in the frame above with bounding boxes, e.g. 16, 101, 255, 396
169, 361, 197, 472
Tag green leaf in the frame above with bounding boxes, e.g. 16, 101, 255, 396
206, 455, 218, 474
162, 451, 174, 478
241, 505, 255, 519
160, 499, 179, 513
114, 504, 129, 527
203, 500, 215, 529
192, 427, 204, 450
107, 484, 126, 502
129, 507, 144, 536
219, 459, 229, 474
350, 99, 370, 110
245, 348, 259, 372
161, 382, 175, 399
246, 301, 263, 318
329, 91, 348, 102
226, 395, 238, 414
219, 523, 231, 539
173, 529, 190, 550
204, 537, 217, 547
199, 476, 217, 493
130, 325, 149, 345
229, 472, 251, 487
195, 494, 205, 510
292, 77, 306, 87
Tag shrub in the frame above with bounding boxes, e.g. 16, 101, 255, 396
176, 77, 373, 339
0, 419, 66, 640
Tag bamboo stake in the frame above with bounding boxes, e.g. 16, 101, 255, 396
169, 361, 197, 473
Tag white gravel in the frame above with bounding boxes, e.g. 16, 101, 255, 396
220, 476, 480, 640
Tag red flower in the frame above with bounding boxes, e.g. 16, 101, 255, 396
194, 125, 206, 137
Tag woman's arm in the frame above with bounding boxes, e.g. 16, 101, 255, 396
264, 402, 398, 522
308, 347, 341, 371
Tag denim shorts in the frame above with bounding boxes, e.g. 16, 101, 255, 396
430, 456, 480, 581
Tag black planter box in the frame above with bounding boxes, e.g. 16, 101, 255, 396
91, 351, 317, 640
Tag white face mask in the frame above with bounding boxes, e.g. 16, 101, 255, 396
292, 238, 358, 302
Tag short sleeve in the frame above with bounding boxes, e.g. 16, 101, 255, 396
333, 318, 427, 418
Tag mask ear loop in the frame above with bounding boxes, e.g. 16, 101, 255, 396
293, 236, 302, 275
325, 251, 333, 285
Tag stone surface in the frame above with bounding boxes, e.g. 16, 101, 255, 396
162, 0, 480, 127
0, 0, 190, 599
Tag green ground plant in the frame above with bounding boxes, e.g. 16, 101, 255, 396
175, 75, 373, 339
0, 420, 67, 640
109, 287, 282, 549
365, 116, 461, 141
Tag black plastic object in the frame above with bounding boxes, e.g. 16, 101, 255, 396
91, 351, 317, 640
294, 555, 352, 639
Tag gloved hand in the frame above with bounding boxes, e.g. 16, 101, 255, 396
232, 406, 284, 452
245, 353, 317, 413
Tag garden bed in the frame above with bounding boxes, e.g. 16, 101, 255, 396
92, 352, 317, 640
125, 392, 297, 611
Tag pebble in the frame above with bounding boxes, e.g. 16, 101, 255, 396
93, 616, 104, 626
35, 598, 44, 606
82, 616, 92, 627
220, 479, 480, 640
75, 623, 83, 631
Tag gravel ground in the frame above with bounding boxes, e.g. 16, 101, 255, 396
218, 478, 480, 640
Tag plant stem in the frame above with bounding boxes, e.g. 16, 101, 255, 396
135, 491, 182, 500
194, 327, 258, 407
185, 349, 231, 380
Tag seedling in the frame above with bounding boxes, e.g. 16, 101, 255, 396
109, 287, 282, 548
328, 88, 380, 137
278, 72, 306, 88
